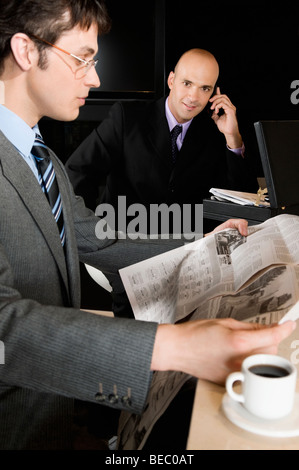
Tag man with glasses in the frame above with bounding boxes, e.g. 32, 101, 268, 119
0, 0, 294, 450
30, 34, 99, 78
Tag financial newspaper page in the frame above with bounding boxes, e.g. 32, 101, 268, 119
119, 214, 299, 325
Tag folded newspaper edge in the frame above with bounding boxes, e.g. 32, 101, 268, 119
279, 300, 299, 324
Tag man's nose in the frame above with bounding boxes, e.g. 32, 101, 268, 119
187, 87, 199, 102
85, 66, 101, 89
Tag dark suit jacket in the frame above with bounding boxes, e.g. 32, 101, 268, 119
66, 98, 256, 225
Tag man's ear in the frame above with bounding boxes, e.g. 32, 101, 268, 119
167, 71, 175, 90
10, 33, 36, 71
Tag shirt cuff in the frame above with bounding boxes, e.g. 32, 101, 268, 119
227, 142, 245, 158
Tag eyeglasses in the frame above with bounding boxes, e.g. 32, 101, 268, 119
31, 35, 98, 78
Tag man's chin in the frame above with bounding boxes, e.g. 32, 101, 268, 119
181, 108, 202, 121
55, 109, 80, 122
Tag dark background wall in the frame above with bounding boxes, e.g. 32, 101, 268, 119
164, 0, 299, 175
41, 0, 299, 176
165, 0, 299, 123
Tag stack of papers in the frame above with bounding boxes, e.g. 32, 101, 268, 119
209, 188, 270, 207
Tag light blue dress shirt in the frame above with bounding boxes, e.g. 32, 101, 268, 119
0, 104, 40, 181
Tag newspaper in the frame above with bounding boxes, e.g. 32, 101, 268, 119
119, 213, 299, 325
118, 213, 299, 450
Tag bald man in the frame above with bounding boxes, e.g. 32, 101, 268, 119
66, 48, 255, 232
167, 49, 243, 149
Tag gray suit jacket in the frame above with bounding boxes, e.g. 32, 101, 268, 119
0, 131, 178, 449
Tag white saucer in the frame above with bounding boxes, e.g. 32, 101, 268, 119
222, 392, 299, 438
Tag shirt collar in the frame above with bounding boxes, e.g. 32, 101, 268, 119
165, 97, 192, 141
0, 105, 36, 158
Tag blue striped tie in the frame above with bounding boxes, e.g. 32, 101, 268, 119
32, 134, 66, 247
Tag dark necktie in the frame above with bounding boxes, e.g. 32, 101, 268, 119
171, 125, 182, 163
31, 134, 66, 247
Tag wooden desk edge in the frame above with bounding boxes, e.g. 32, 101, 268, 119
187, 379, 299, 450
81, 309, 114, 317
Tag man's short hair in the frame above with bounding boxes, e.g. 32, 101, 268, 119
0, 0, 111, 73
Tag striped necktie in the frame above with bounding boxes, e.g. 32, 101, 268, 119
171, 125, 182, 163
31, 134, 66, 247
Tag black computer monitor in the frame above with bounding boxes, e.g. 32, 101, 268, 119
254, 121, 299, 210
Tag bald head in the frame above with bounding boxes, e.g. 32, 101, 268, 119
167, 48, 219, 123
175, 48, 219, 74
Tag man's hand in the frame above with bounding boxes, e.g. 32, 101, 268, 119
209, 87, 243, 149
205, 218, 248, 237
151, 318, 296, 384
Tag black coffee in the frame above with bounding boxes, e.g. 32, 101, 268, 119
249, 364, 290, 378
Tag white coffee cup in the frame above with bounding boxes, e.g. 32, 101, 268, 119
226, 354, 297, 420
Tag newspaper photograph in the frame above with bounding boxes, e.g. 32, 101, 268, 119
119, 214, 299, 324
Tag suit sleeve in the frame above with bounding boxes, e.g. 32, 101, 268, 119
0, 152, 160, 414
0, 236, 158, 414
225, 146, 258, 193
65, 102, 124, 210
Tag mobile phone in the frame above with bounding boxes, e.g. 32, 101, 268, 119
210, 83, 218, 99
207, 83, 218, 116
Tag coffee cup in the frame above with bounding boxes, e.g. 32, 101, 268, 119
225, 354, 297, 420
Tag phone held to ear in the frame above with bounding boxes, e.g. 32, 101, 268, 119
208, 83, 224, 117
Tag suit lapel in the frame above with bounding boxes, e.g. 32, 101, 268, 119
48, 149, 82, 308
0, 133, 69, 298
176, 113, 208, 167
145, 98, 173, 171
145, 100, 210, 179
